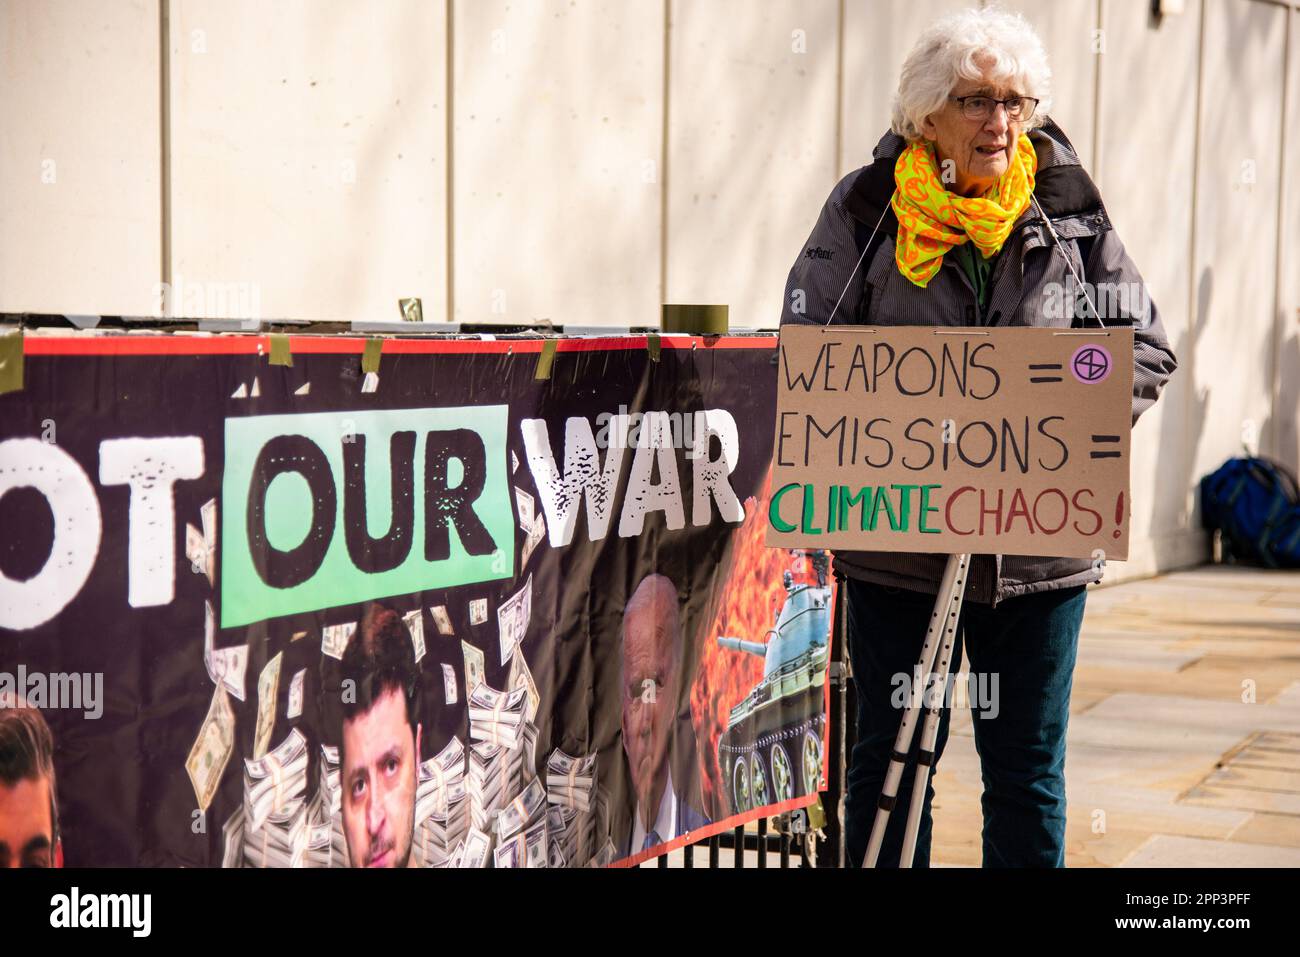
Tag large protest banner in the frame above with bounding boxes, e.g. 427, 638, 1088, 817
767, 326, 1134, 560
0, 332, 830, 867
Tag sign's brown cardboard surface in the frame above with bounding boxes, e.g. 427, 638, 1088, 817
766, 325, 1134, 560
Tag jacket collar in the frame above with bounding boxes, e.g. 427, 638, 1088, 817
843, 117, 1109, 231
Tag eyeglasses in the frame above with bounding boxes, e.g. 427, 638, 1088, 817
949, 94, 1039, 122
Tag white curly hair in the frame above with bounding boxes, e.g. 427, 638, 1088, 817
891, 7, 1053, 142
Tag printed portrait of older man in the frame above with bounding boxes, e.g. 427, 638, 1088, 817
619, 573, 709, 855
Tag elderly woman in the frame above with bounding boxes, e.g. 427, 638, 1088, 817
780, 9, 1176, 867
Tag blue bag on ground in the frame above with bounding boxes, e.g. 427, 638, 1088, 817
1199, 456, 1300, 568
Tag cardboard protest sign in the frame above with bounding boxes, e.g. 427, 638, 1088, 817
766, 325, 1134, 560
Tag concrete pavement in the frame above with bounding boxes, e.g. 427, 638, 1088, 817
933, 564, 1300, 867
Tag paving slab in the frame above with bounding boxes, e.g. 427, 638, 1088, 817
926, 564, 1300, 867
1120, 834, 1300, 867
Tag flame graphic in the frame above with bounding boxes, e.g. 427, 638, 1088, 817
688, 471, 822, 819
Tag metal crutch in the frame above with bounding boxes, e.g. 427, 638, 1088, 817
900, 616, 962, 867
862, 553, 971, 868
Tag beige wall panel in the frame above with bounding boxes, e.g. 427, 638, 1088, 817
666, 0, 838, 328
840, 0, 971, 173
1097, 0, 1201, 558
1011, 0, 1098, 169
841, 1, 1095, 171
169, 0, 446, 322
0, 0, 161, 316
452, 0, 662, 326
1189, 0, 1285, 489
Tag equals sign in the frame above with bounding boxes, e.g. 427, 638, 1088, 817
1090, 435, 1122, 459
1029, 363, 1062, 383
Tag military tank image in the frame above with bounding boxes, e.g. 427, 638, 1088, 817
716, 551, 831, 816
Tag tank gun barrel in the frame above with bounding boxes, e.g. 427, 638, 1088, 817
717, 637, 767, 656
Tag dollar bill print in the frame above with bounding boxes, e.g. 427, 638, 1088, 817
182, 498, 217, 586
496, 575, 532, 666
254, 652, 282, 760
546, 748, 597, 784
508, 646, 540, 723
430, 604, 454, 636
525, 819, 548, 868
221, 809, 244, 868
514, 487, 534, 532
461, 640, 485, 693
201, 498, 217, 553
203, 599, 247, 701
522, 512, 546, 568
321, 621, 356, 660
469, 598, 488, 626
403, 608, 426, 664
185, 523, 208, 580
497, 816, 548, 868
461, 827, 492, 868
495, 778, 546, 840
442, 663, 458, 705
520, 723, 538, 781
494, 836, 522, 868
548, 838, 567, 869
467, 684, 527, 725
185, 684, 235, 812
243, 728, 309, 833
287, 668, 305, 720
588, 840, 616, 868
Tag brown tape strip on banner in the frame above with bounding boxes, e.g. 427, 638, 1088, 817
534, 338, 557, 381
0, 331, 22, 395
269, 334, 293, 367
661, 304, 728, 335
361, 338, 383, 374
646, 332, 661, 362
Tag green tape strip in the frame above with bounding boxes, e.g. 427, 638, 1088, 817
0, 331, 22, 395
534, 339, 557, 381
647, 332, 661, 362
399, 297, 423, 323
362, 338, 383, 374
269, 334, 293, 367
806, 796, 827, 831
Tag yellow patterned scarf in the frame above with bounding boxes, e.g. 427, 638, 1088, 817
891, 134, 1037, 287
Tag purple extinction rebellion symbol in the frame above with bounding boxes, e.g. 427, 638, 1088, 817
1070, 344, 1112, 384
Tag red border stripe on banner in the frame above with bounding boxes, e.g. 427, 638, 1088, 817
22, 334, 778, 357
610, 791, 824, 869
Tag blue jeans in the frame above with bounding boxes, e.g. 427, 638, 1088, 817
843, 577, 1086, 868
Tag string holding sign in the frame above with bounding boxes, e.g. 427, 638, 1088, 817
824, 208, 889, 328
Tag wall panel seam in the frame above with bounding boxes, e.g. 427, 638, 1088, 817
160, 0, 172, 301
446, 0, 455, 324
659, 0, 671, 307
1186, 0, 1207, 527
1268, 6, 1292, 456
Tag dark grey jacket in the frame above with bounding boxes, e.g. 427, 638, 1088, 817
779, 120, 1178, 605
